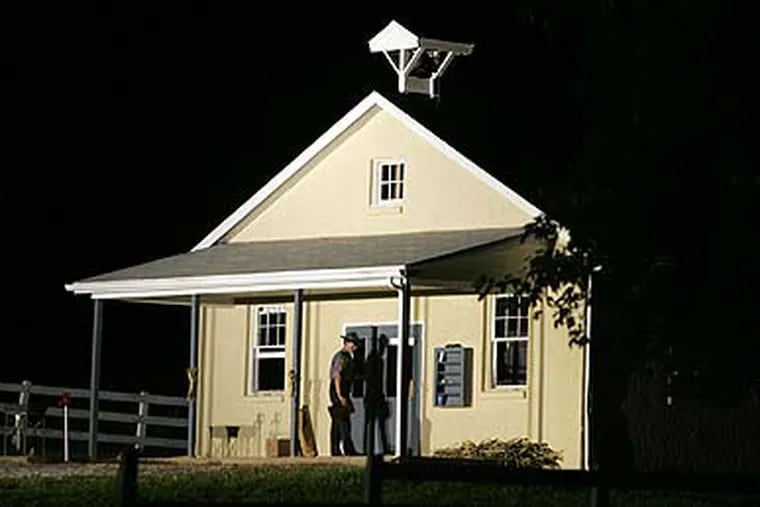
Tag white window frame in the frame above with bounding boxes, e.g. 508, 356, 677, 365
491, 294, 530, 388
250, 305, 286, 394
372, 159, 405, 206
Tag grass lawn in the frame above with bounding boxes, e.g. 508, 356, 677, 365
1, 464, 758, 506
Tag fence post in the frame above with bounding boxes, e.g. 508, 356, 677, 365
17, 380, 32, 454
135, 392, 149, 451
115, 445, 138, 507
364, 453, 383, 505
590, 471, 609, 507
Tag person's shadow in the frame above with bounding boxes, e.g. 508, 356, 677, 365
364, 334, 390, 455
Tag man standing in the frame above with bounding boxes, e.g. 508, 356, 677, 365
329, 332, 360, 456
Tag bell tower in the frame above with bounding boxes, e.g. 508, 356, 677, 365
368, 20, 474, 99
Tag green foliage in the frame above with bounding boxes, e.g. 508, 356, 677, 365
433, 437, 563, 469
476, 215, 597, 346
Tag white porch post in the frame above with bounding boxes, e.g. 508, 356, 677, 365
290, 289, 304, 456
188, 294, 200, 456
394, 275, 411, 457
584, 266, 602, 470
88, 298, 103, 460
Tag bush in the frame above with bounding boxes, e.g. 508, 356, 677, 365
433, 437, 563, 469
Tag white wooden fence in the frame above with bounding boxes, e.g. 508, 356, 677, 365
0, 380, 188, 456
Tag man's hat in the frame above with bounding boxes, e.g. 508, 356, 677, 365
341, 332, 361, 344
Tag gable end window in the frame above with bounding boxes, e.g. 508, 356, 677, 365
492, 295, 529, 387
372, 159, 405, 205
251, 306, 286, 393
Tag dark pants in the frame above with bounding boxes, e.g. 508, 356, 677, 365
364, 400, 391, 455
329, 404, 357, 456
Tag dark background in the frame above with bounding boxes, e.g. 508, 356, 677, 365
4, 2, 759, 470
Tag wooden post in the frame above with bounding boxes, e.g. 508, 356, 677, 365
590, 473, 609, 507
135, 391, 148, 451
364, 453, 383, 505
115, 445, 138, 507
17, 380, 31, 454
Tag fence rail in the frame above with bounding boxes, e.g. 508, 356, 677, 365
110, 449, 760, 507
0, 382, 189, 406
0, 380, 189, 456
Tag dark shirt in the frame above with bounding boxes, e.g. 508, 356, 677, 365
329, 349, 354, 405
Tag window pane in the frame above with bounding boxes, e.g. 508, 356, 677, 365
519, 297, 529, 317
390, 183, 397, 199
269, 328, 277, 346
507, 297, 518, 316
494, 319, 505, 338
398, 182, 404, 199
495, 341, 508, 385
276, 326, 285, 346
259, 327, 269, 346
517, 341, 527, 383
496, 297, 508, 317
399, 163, 404, 181
276, 312, 285, 325
380, 184, 389, 200
259, 312, 268, 327
519, 317, 529, 337
507, 318, 517, 337
390, 164, 397, 180
495, 341, 527, 386
381, 164, 389, 180
257, 357, 285, 391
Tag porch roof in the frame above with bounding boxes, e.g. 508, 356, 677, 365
65, 227, 529, 299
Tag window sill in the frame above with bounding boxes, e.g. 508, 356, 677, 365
246, 391, 287, 402
368, 204, 403, 216
480, 387, 528, 400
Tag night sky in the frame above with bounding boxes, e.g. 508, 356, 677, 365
4, 0, 758, 425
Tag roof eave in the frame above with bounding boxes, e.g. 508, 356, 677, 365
65, 265, 406, 300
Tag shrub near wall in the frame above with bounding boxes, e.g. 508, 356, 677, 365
433, 437, 563, 469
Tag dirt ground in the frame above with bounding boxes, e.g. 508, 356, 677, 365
0, 455, 365, 479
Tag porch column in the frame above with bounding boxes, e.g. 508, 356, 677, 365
188, 294, 200, 456
290, 289, 304, 456
394, 276, 411, 457
88, 298, 103, 460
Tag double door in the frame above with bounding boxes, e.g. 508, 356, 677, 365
344, 323, 422, 455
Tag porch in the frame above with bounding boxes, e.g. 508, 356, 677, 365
65, 228, 536, 460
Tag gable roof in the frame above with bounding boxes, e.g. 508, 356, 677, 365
193, 91, 542, 251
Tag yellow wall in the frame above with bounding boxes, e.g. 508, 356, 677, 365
195, 101, 581, 465
198, 304, 291, 458
226, 107, 532, 243
197, 293, 585, 468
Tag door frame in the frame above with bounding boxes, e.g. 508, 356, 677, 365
341, 320, 425, 455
